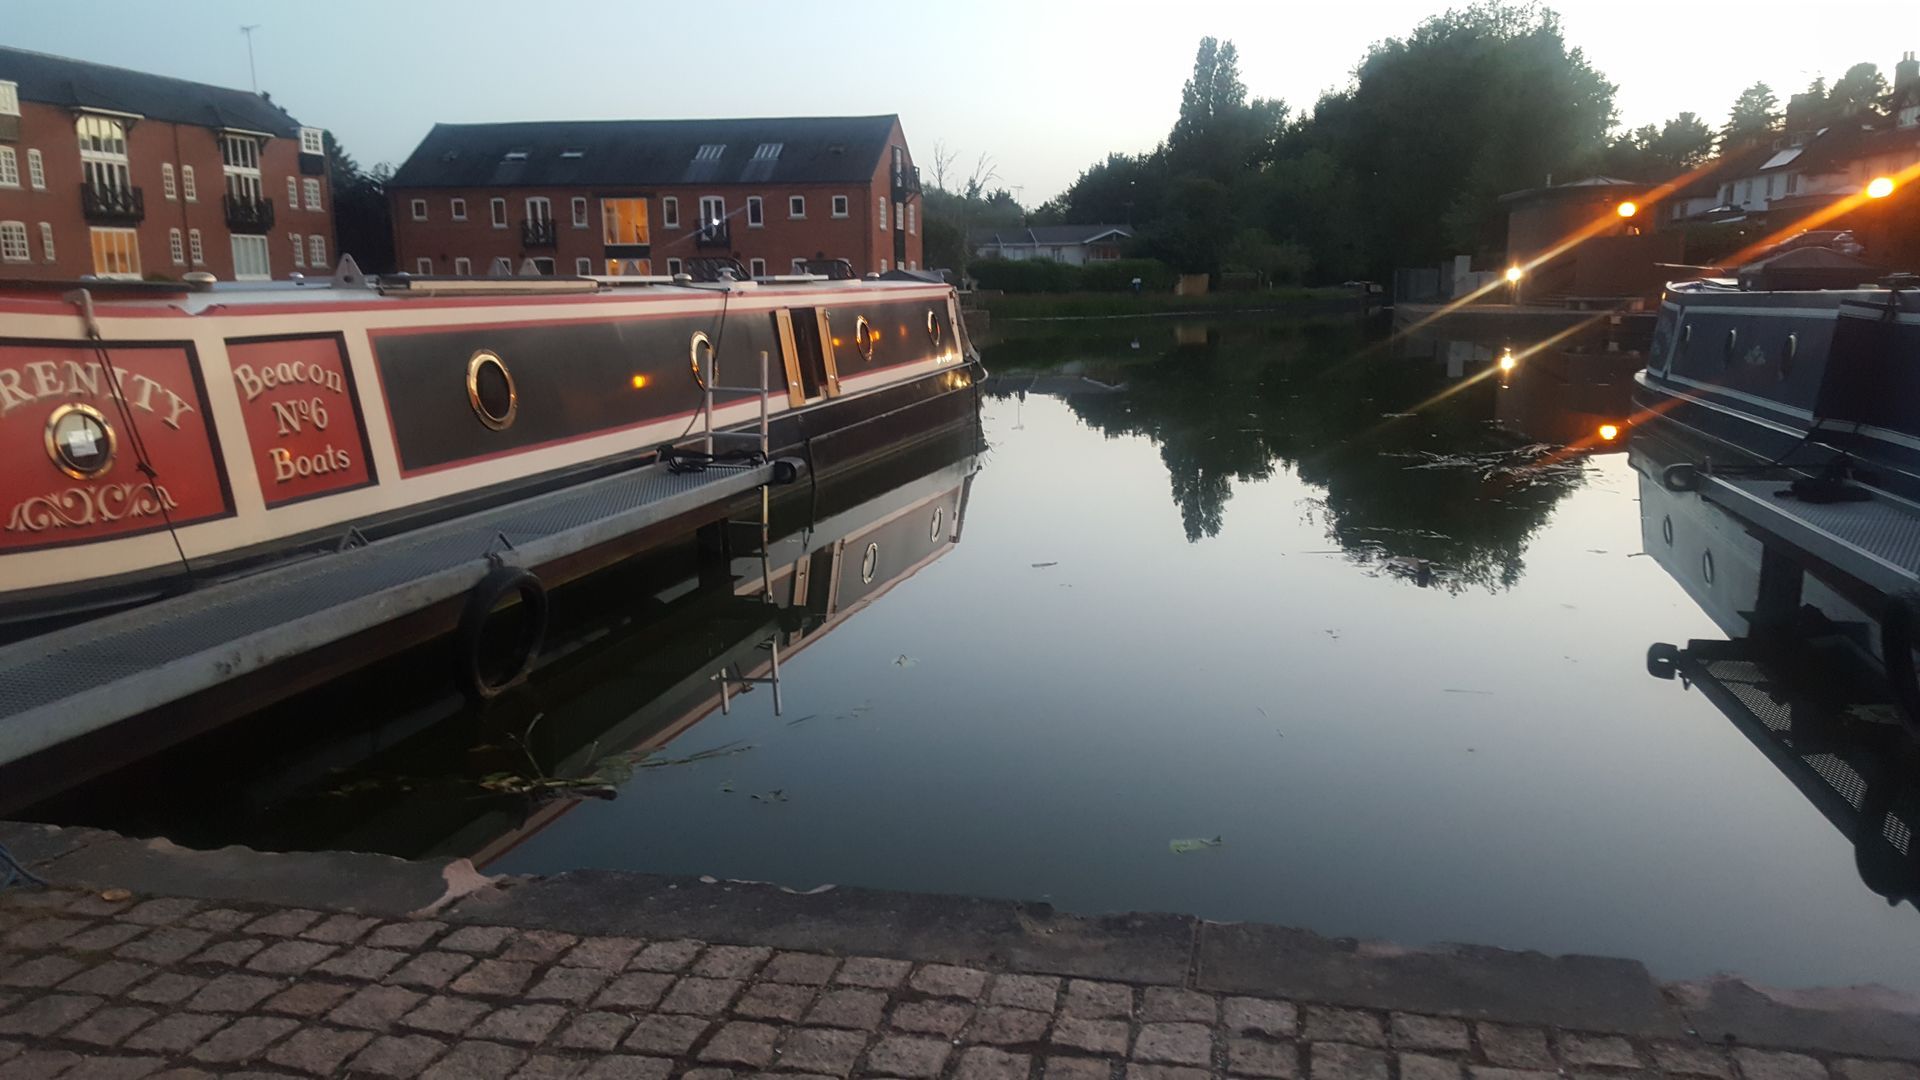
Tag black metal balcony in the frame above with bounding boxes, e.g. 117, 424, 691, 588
80, 183, 144, 225
223, 193, 275, 234
891, 165, 922, 197
694, 220, 732, 249
521, 219, 557, 248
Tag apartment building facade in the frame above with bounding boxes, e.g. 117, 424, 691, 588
0, 46, 334, 283
387, 115, 923, 279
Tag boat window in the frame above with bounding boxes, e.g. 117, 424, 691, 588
689, 331, 713, 388
1780, 333, 1798, 380
46, 404, 115, 479
1723, 328, 1738, 366
854, 316, 876, 362
930, 507, 944, 542
467, 351, 518, 430
926, 309, 942, 348
860, 541, 880, 584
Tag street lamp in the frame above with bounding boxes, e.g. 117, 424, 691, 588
1616, 201, 1638, 218
1504, 265, 1523, 305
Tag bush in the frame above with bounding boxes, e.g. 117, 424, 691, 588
968, 257, 1080, 293
1079, 258, 1176, 293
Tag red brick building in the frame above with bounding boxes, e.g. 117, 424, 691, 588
0, 47, 335, 283
387, 115, 923, 279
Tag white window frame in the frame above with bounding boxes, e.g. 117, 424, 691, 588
89, 226, 140, 278
894, 202, 903, 231
169, 227, 185, 265
0, 147, 17, 188
451, 197, 467, 221
662, 196, 679, 229
299, 127, 325, 156
877, 196, 887, 231
286, 176, 299, 209
666, 257, 683, 276
410, 198, 428, 221
220, 133, 263, 203
416, 257, 433, 274
182, 165, 196, 202
791, 258, 807, 273
749, 258, 766, 277
881, 258, 889, 272
308, 234, 326, 268
454, 256, 472, 275
489, 256, 513, 275
76, 115, 130, 195
831, 194, 849, 218
289, 232, 304, 268
490, 197, 507, 228
575, 257, 592, 275
698, 196, 724, 229
0, 82, 17, 118
303, 177, 322, 211
26, 149, 44, 191
747, 196, 763, 228
38, 222, 53, 262
0, 221, 28, 262
162, 163, 177, 201
789, 195, 805, 219
571, 196, 588, 228
907, 203, 915, 235
231, 233, 271, 281
525, 196, 552, 223
188, 228, 204, 265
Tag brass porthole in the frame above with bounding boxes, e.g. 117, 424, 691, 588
689, 330, 714, 389
929, 506, 944, 541
854, 315, 876, 362
860, 541, 880, 583
926, 309, 942, 348
45, 403, 115, 479
466, 350, 518, 430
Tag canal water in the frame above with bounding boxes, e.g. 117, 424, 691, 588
24, 313, 1920, 994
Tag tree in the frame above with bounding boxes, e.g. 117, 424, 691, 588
1649, 112, 1713, 170
1831, 62, 1890, 118
325, 132, 393, 273
1721, 82, 1781, 148
1170, 38, 1247, 152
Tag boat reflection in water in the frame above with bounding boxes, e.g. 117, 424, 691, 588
1634, 421, 1920, 908
18, 424, 982, 866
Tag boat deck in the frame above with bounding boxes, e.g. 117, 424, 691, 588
0, 454, 801, 769
1701, 474, 1920, 602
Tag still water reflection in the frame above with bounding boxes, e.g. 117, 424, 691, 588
28, 315, 1920, 993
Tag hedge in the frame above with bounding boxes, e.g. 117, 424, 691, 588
969, 256, 1176, 293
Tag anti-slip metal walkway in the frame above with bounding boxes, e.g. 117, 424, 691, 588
1699, 473, 1920, 602
0, 455, 798, 768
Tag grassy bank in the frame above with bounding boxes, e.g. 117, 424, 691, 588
974, 287, 1363, 321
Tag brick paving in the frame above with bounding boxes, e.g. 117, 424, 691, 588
2, 886, 1918, 1080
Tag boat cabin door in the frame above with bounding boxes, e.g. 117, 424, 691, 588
776, 307, 841, 407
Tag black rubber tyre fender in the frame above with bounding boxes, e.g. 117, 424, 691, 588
1880, 596, 1920, 736
1646, 642, 1681, 680
1662, 463, 1699, 492
456, 565, 549, 702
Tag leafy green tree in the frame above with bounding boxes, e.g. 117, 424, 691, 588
1649, 112, 1714, 170
1721, 82, 1782, 148
325, 132, 394, 272
1831, 62, 1890, 118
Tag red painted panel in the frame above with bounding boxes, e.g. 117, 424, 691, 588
0, 340, 230, 552
226, 335, 374, 506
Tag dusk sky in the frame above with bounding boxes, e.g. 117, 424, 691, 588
5, 1, 1888, 201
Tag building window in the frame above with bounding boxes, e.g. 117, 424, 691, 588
667, 257, 683, 276
662, 196, 679, 229
308, 234, 326, 268
451, 197, 467, 221
89, 227, 140, 277
878, 196, 887, 231
601, 198, 649, 244
880, 258, 889, 272
416, 257, 433, 274
287, 176, 299, 208
0, 222, 28, 262
220, 133, 263, 206
0, 81, 16, 118
300, 127, 325, 156
163, 164, 177, 201
232, 234, 271, 281
693, 143, 725, 162
907, 203, 915, 234
752, 143, 783, 161
575, 257, 591, 275
290, 232, 304, 268
747, 196, 763, 227
169, 228, 185, 265
791, 257, 806, 274
832, 194, 848, 218
411, 198, 427, 221
894, 202, 903, 230
749, 257, 766, 277
188, 228, 204, 265
789, 195, 805, 219
526, 196, 552, 223
698, 196, 724, 229
531, 257, 555, 275
491, 197, 507, 228
571, 196, 588, 228
182, 165, 196, 201
303, 177, 322, 211
76, 115, 130, 194
38, 222, 53, 262
26, 149, 43, 190
454, 256, 471, 275
0, 148, 16, 188
490, 256, 513, 274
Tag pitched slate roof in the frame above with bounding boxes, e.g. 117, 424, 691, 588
388, 116, 901, 189
971, 225, 1134, 247
0, 46, 302, 135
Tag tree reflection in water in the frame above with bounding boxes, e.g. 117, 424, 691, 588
981, 318, 1591, 592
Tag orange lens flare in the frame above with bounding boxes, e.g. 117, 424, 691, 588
1598, 423, 1620, 441
1616, 201, 1637, 218
630, 375, 649, 389
1867, 176, 1896, 199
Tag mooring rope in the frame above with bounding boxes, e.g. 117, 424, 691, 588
0, 841, 46, 890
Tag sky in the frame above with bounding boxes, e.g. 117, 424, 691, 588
4, 1, 1897, 202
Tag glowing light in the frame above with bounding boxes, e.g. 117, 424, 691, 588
1498, 352, 1517, 372
1616, 201, 1638, 218
1598, 423, 1620, 441
631, 374, 649, 389
1504, 267, 1523, 283
1867, 176, 1896, 199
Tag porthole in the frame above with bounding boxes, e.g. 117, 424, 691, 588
1723, 327, 1738, 366
1681, 322, 1692, 348
1780, 333, 1798, 380
926, 309, 943, 348
689, 330, 713, 389
1661, 515, 1673, 546
45, 403, 115, 479
929, 506, 944, 541
1701, 549, 1716, 585
860, 541, 880, 583
854, 315, 876, 362
466, 351, 518, 430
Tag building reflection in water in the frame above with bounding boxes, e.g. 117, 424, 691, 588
1634, 422, 1920, 909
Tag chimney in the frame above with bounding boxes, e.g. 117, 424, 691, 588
1897, 51, 1918, 91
